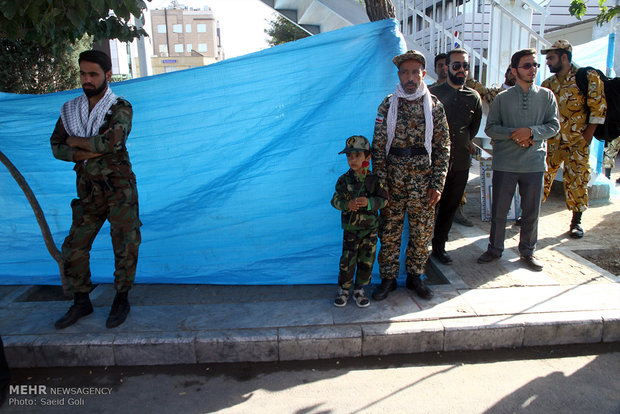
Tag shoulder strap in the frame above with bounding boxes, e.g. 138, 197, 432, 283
575, 67, 591, 97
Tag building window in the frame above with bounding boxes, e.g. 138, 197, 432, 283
173, 24, 182, 33
198, 43, 207, 53
186, 44, 192, 52
159, 44, 168, 54
157, 24, 167, 33
185, 24, 192, 33
197, 24, 206, 33
174, 44, 183, 53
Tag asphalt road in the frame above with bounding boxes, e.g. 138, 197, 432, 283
3, 343, 620, 414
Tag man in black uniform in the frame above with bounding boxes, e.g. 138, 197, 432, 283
430, 48, 482, 264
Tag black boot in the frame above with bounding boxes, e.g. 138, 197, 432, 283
372, 279, 397, 301
106, 291, 130, 328
604, 168, 612, 179
54, 292, 93, 329
570, 212, 584, 238
431, 238, 452, 264
406, 273, 434, 300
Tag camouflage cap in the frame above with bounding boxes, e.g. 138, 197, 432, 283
339, 135, 370, 154
541, 39, 572, 54
393, 50, 426, 68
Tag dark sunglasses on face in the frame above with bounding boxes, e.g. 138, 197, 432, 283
451, 62, 470, 71
518, 62, 540, 70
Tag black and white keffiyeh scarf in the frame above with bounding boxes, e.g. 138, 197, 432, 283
60, 87, 118, 137
386, 82, 434, 163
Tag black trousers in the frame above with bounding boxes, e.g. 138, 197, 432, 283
433, 169, 469, 244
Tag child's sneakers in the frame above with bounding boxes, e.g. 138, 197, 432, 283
353, 287, 370, 308
334, 287, 350, 307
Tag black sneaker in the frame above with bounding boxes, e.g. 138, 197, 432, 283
353, 288, 370, 308
334, 287, 350, 307
570, 223, 584, 238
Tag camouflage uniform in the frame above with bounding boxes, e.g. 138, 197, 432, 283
541, 65, 606, 212
466, 79, 502, 106
331, 170, 388, 288
372, 95, 450, 278
50, 98, 141, 294
603, 136, 620, 170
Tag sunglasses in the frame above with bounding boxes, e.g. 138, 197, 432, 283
450, 62, 470, 71
518, 62, 540, 70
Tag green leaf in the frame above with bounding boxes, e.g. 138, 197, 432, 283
1, 2, 16, 19
66, 9, 83, 28
569, 0, 587, 19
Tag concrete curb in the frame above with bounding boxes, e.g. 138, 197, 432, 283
4, 309, 619, 368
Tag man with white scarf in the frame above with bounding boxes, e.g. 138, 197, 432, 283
371, 50, 450, 301
51, 50, 141, 329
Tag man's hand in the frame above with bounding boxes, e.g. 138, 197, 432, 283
583, 124, 597, 146
510, 128, 533, 147
427, 188, 441, 207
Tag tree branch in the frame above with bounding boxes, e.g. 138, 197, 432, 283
0, 150, 70, 296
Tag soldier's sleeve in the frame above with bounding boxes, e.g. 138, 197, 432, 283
87, 100, 133, 154
586, 69, 606, 125
50, 117, 78, 162
429, 99, 450, 192
331, 175, 349, 211
371, 98, 390, 185
466, 79, 500, 104
469, 91, 483, 140
365, 174, 388, 211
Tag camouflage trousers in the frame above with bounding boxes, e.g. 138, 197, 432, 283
62, 173, 141, 294
603, 137, 620, 169
338, 229, 378, 289
378, 171, 435, 278
543, 138, 590, 212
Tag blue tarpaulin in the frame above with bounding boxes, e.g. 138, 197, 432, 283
0, 20, 406, 285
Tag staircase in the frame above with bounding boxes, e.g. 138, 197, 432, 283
395, 0, 552, 85
261, 0, 552, 86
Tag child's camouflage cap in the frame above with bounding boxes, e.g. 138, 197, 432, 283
338, 135, 370, 154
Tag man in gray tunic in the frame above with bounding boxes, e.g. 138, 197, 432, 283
477, 48, 559, 271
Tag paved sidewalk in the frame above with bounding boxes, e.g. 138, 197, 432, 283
1, 163, 619, 368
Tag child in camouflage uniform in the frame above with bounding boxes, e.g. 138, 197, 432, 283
331, 135, 388, 307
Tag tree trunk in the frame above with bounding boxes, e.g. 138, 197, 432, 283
365, 0, 397, 22
0, 150, 71, 296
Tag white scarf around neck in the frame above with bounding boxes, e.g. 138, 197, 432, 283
60, 87, 118, 137
386, 82, 434, 163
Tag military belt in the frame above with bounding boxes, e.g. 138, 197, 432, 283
389, 147, 428, 157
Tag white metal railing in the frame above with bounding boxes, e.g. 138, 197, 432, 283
394, 0, 552, 87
